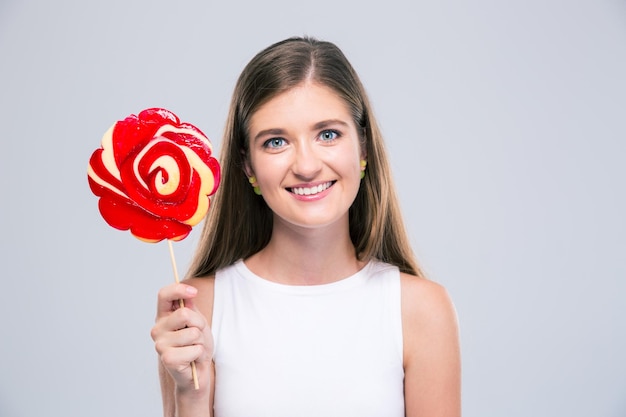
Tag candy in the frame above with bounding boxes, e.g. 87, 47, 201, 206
87, 108, 219, 390
88, 108, 221, 242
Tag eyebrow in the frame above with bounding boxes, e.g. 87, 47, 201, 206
313, 119, 351, 130
252, 119, 351, 143
252, 128, 286, 143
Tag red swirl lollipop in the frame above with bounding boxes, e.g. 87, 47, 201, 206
88, 108, 221, 389
88, 107, 220, 242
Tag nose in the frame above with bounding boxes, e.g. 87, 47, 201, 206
291, 140, 322, 180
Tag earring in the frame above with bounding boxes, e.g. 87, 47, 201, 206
360, 160, 367, 179
248, 176, 261, 195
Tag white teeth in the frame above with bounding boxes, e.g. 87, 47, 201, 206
291, 182, 332, 196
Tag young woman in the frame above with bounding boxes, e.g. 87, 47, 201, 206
151, 36, 461, 417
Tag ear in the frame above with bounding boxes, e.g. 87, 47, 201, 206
244, 166, 255, 179
359, 127, 368, 160
243, 158, 255, 178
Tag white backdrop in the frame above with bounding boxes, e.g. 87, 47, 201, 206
1, 1, 624, 416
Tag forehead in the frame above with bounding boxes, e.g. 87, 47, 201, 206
248, 83, 355, 133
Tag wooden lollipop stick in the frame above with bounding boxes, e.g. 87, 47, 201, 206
168, 240, 200, 390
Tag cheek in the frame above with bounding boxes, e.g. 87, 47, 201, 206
251, 154, 287, 187
341, 151, 362, 176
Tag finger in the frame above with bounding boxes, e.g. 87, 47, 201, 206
153, 325, 207, 355
153, 306, 207, 344
161, 344, 207, 370
181, 304, 206, 328
155, 327, 207, 355
168, 306, 208, 331
169, 326, 206, 348
156, 283, 198, 318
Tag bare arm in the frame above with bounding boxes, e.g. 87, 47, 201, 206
401, 273, 461, 417
152, 278, 216, 417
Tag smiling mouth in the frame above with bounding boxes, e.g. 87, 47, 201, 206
287, 181, 335, 196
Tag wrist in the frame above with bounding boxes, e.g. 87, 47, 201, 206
175, 384, 211, 417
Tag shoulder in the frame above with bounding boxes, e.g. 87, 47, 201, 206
400, 272, 461, 416
400, 272, 459, 360
183, 275, 216, 325
400, 272, 458, 331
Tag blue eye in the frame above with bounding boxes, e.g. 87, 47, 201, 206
319, 130, 339, 142
264, 138, 286, 148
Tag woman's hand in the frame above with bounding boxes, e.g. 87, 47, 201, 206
151, 283, 214, 394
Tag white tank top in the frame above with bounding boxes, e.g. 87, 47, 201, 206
212, 259, 405, 417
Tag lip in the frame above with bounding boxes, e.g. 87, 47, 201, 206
286, 181, 335, 201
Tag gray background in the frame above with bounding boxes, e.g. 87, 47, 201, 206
1, 0, 624, 416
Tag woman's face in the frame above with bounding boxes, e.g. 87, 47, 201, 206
246, 82, 364, 230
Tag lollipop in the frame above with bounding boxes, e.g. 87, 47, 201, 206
88, 107, 221, 389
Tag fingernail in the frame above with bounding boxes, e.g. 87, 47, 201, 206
185, 286, 198, 295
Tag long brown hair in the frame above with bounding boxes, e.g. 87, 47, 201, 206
189, 36, 424, 278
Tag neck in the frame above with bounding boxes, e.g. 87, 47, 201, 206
245, 216, 365, 285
